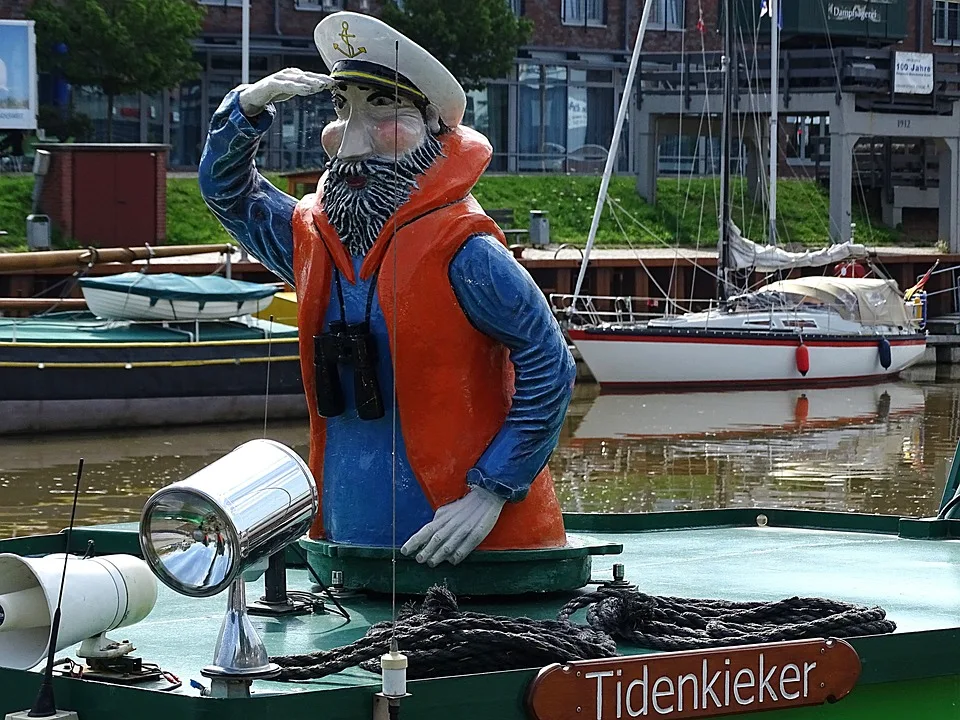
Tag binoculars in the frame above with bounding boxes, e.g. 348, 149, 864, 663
314, 321, 385, 421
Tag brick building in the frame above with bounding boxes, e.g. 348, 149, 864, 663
2, 0, 960, 182
0, 0, 726, 171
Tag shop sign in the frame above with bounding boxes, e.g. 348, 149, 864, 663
826, 3, 883, 23
895, 52, 934, 95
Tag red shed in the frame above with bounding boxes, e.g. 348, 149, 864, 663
37, 144, 168, 248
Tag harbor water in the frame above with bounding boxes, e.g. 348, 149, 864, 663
0, 366, 957, 538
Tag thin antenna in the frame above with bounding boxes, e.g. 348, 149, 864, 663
28, 458, 84, 719
263, 314, 274, 438
390, 38, 400, 642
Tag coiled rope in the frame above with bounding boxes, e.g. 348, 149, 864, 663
270, 584, 895, 682
558, 586, 897, 651
273, 586, 616, 680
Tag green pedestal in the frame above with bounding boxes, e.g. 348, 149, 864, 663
300, 533, 623, 595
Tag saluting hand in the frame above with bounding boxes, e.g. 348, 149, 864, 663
239, 67, 335, 117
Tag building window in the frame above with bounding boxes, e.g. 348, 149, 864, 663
518, 64, 568, 170
935, 0, 960, 44
650, 0, 684, 30
561, 0, 606, 27
197, 0, 243, 6
784, 115, 830, 165
510, 0, 523, 15
72, 86, 142, 143
515, 62, 622, 173
464, 85, 509, 171
295, 0, 345, 10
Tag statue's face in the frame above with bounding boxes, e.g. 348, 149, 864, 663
320, 81, 444, 257
321, 83, 428, 166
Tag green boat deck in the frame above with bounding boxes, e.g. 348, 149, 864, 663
145, 523, 960, 691
2, 510, 960, 719
0, 312, 298, 343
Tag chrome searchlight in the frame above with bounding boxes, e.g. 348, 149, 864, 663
139, 439, 318, 693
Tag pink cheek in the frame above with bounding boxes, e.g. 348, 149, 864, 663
373, 120, 422, 156
321, 123, 344, 158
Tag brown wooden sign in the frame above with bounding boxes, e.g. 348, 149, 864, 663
527, 639, 860, 720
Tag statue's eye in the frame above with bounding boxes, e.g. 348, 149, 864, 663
371, 95, 395, 107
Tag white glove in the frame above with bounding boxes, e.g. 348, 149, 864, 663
238, 67, 335, 117
401, 487, 506, 567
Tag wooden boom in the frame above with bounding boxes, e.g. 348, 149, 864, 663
0, 298, 87, 311
0, 244, 236, 273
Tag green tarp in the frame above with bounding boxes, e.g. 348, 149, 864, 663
79, 272, 278, 303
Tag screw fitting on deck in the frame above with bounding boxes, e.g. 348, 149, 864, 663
601, 563, 636, 591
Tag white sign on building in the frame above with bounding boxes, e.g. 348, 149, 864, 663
894, 52, 934, 96
0, 20, 37, 130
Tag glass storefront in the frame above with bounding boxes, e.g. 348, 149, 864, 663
515, 62, 622, 174
518, 63, 568, 172
464, 84, 509, 171
146, 93, 164, 145
72, 86, 141, 143
55, 50, 631, 176
170, 81, 202, 167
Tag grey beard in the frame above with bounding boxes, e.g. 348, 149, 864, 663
322, 134, 443, 257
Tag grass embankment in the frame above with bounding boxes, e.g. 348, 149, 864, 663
0, 173, 899, 252
475, 175, 899, 247
0, 176, 33, 251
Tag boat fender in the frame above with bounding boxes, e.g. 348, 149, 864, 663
878, 337, 892, 370
794, 394, 809, 427
795, 342, 810, 376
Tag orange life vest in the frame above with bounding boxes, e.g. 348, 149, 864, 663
291, 126, 566, 550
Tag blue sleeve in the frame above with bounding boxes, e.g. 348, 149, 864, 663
198, 89, 297, 287
450, 234, 577, 503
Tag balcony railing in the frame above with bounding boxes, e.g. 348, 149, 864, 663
635, 47, 960, 112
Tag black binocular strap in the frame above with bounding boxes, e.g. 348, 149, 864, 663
332, 267, 380, 328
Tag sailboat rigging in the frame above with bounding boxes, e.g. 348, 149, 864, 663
718, 0, 734, 303
563, 0, 927, 391
766, 0, 780, 248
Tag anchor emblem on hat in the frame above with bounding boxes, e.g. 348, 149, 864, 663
333, 20, 366, 59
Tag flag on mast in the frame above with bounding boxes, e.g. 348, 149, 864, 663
759, 0, 783, 29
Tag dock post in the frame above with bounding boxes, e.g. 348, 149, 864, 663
938, 138, 960, 253
635, 109, 658, 203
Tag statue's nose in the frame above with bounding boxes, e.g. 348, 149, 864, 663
337, 114, 373, 161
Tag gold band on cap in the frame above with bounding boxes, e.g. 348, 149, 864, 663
331, 69, 427, 101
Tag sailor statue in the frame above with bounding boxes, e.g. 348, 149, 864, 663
199, 12, 575, 566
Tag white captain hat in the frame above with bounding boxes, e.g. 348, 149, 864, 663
314, 11, 466, 128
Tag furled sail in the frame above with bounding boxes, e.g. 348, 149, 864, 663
727, 223, 868, 272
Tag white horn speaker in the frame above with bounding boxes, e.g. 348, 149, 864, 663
0, 554, 158, 671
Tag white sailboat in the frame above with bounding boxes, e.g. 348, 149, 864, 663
565, 0, 927, 391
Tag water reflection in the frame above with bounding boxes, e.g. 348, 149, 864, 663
0, 368, 958, 537
0, 424, 309, 537
552, 370, 959, 518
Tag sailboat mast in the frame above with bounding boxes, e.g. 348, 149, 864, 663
768, 0, 780, 246
571, 0, 655, 303
241, 0, 250, 84
718, 0, 734, 303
